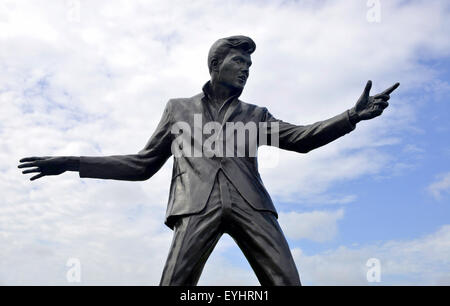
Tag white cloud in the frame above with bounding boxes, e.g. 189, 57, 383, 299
427, 172, 450, 200
293, 225, 450, 285
279, 209, 344, 242
0, 0, 449, 284
198, 235, 260, 286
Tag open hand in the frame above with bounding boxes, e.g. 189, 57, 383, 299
18, 156, 70, 181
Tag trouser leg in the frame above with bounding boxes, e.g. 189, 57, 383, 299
160, 183, 223, 286
224, 183, 301, 286
228, 209, 301, 286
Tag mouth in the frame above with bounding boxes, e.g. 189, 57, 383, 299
237, 75, 247, 83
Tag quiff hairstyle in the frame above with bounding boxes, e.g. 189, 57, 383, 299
207, 35, 256, 74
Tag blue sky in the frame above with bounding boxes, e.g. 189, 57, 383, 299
0, 0, 449, 285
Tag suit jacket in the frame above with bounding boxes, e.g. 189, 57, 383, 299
79, 84, 356, 229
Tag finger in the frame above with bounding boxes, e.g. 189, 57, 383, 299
19, 156, 50, 163
381, 82, 400, 95
22, 168, 40, 174
372, 108, 384, 117
374, 94, 390, 101
20, 157, 40, 163
363, 80, 372, 97
374, 100, 389, 109
30, 173, 44, 181
18, 162, 38, 169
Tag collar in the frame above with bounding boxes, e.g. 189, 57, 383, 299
201, 80, 242, 104
201, 80, 241, 123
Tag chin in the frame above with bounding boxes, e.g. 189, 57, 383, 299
225, 83, 244, 91
234, 82, 245, 90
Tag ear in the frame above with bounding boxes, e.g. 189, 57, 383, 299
211, 58, 220, 73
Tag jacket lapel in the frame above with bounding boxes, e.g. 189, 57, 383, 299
220, 98, 241, 128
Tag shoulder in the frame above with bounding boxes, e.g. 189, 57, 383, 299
165, 93, 203, 122
238, 99, 268, 118
168, 93, 202, 108
239, 99, 266, 111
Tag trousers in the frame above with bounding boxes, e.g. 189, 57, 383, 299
159, 169, 301, 286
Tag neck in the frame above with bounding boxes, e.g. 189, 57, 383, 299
210, 79, 240, 103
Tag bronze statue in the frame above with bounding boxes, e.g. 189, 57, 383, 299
19, 36, 399, 286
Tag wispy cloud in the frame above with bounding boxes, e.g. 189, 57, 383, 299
293, 225, 450, 285
279, 209, 344, 242
427, 172, 450, 200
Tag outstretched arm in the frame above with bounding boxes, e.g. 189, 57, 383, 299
262, 81, 399, 153
19, 100, 174, 181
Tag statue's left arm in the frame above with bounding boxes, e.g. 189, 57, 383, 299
262, 81, 399, 153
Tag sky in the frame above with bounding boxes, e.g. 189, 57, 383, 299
0, 0, 449, 285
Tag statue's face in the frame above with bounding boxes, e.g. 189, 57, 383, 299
217, 48, 252, 90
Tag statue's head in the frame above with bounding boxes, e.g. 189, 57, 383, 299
208, 35, 256, 90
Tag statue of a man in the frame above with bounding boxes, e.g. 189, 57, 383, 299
19, 35, 399, 286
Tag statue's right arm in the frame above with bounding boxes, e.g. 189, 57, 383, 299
78, 100, 174, 181
19, 100, 174, 181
